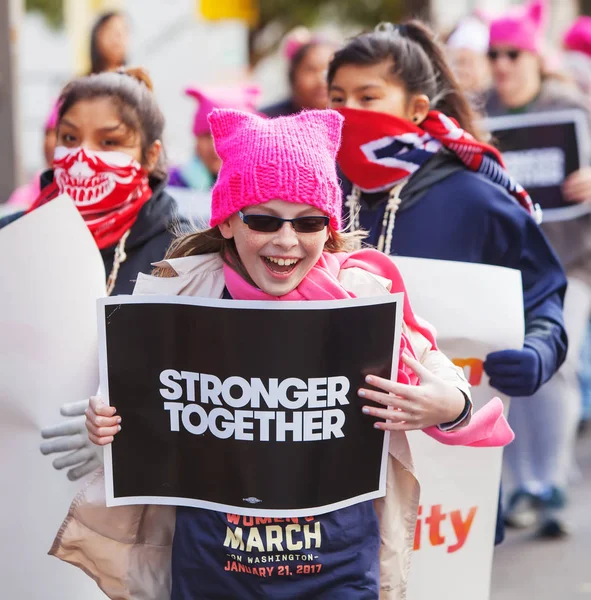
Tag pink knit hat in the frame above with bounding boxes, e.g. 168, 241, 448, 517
564, 17, 591, 57
208, 109, 344, 230
489, 0, 547, 55
185, 85, 260, 137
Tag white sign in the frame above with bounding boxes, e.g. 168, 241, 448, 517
393, 257, 524, 600
0, 196, 107, 599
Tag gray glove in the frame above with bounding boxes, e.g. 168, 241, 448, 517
40, 399, 103, 481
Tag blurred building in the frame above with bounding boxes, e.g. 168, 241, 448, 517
7, 0, 584, 190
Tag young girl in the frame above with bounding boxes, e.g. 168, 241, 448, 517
326, 20, 568, 544
52, 109, 512, 599
0, 68, 182, 481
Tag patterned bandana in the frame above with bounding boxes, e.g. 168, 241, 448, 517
337, 107, 541, 222
29, 147, 152, 249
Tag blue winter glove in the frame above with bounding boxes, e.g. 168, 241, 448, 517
483, 346, 542, 397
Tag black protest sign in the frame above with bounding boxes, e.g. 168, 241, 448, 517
99, 295, 401, 517
484, 110, 591, 221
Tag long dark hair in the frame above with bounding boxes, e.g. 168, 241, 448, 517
57, 67, 167, 180
90, 11, 127, 75
327, 21, 483, 140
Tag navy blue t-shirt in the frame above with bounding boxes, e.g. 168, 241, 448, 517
171, 288, 381, 599
171, 503, 380, 599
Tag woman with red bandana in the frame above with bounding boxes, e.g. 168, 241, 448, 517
2, 67, 178, 296
327, 21, 567, 543
1, 67, 182, 480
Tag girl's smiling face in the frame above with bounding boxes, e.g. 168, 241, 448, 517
218, 199, 330, 296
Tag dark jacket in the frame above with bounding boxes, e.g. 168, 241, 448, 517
0, 171, 181, 295
341, 153, 568, 388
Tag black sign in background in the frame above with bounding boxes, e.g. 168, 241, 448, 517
103, 299, 397, 512
490, 121, 580, 211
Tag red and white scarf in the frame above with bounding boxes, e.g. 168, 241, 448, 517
337, 107, 541, 222
29, 147, 152, 249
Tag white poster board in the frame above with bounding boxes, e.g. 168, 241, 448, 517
393, 257, 524, 600
0, 196, 107, 599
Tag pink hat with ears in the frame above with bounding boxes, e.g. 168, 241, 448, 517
489, 0, 548, 55
564, 17, 591, 57
208, 109, 344, 230
185, 85, 261, 137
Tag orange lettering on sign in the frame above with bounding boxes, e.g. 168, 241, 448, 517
452, 358, 484, 386
414, 504, 478, 553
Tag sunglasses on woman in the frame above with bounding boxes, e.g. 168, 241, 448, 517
487, 48, 521, 62
238, 211, 330, 233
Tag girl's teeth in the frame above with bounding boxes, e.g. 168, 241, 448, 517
267, 257, 298, 266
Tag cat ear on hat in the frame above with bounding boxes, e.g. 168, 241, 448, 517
527, 0, 547, 29
295, 109, 344, 157
185, 87, 204, 101
208, 109, 259, 159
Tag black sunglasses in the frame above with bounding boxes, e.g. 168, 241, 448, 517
487, 48, 521, 62
238, 211, 329, 233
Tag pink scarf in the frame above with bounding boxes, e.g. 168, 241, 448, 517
224, 248, 513, 448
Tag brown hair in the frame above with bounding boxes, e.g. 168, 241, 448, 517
57, 67, 167, 179
327, 21, 484, 140
152, 225, 366, 283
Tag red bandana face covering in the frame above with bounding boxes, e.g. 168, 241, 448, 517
337, 107, 539, 221
29, 146, 153, 249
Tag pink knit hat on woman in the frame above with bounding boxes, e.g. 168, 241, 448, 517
489, 0, 547, 55
208, 109, 344, 230
564, 17, 591, 57
185, 85, 260, 137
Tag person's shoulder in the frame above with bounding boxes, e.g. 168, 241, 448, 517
434, 168, 517, 207
537, 78, 590, 113
432, 168, 538, 229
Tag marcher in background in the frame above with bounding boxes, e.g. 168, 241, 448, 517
486, 0, 591, 538
260, 30, 335, 117
89, 11, 129, 75
0, 68, 181, 481
6, 100, 58, 208
52, 108, 513, 600
562, 17, 591, 435
445, 13, 491, 112
327, 20, 567, 545
168, 85, 260, 192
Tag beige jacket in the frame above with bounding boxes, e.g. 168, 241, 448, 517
50, 253, 471, 600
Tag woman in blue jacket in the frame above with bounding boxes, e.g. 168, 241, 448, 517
327, 21, 567, 543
